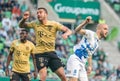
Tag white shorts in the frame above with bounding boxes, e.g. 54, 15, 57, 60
66, 54, 88, 81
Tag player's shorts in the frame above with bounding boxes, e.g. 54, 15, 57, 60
35, 51, 63, 72
11, 71, 30, 81
66, 54, 88, 81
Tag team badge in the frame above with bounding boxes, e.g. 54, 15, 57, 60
16, 50, 20, 56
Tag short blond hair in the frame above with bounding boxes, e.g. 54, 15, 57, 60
96, 23, 108, 30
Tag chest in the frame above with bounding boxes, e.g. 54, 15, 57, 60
34, 25, 57, 38
14, 43, 31, 53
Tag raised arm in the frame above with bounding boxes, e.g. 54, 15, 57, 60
19, 11, 30, 28
75, 16, 92, 35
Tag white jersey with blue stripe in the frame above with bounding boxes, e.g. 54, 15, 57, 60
74, 30, 99, 63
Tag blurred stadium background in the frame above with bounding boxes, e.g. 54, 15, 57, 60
0, 0, 120, 81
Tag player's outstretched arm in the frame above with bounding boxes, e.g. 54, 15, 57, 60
74, 16, 92, 35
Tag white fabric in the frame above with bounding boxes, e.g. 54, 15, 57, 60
73, 30, 99, 63
66, 30, 100, 81
66, 54, 88, 81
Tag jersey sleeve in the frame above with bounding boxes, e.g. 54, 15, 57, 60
30, 43, 35, 54
26, 21, 36, 28
55, 21, 64, 31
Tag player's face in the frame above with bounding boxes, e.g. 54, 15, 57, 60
37, 9, 47, 21
20, 31, 28, 41
100, 25, 108, 38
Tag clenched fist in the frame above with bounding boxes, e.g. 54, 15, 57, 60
86, 16, 92, 23
23, 11, 30, 20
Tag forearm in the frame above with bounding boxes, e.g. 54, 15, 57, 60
88, 56, 92, 68
6, 55, 12, 68
19, 18, 27, 28
33, 60, 37, 72
75, 20, 88, 33
32, 54, 37, 72
64, 28, 72, 36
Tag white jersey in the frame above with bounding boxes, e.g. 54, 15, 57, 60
74, 30, 99, 63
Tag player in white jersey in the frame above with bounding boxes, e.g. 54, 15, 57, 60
66, 16, 109, 81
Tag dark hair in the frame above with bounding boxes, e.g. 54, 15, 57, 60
20, 28, 28, 33
37, 7, 48, 14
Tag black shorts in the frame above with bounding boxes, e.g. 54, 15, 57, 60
35, 51, 63, 72
11, 71, 30, 81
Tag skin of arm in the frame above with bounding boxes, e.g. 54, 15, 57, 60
87, 55, 92, 75
61, 26, 72, 39
75, 16, 92, 35
5, 51, 13, 76
31, 54, 37, 79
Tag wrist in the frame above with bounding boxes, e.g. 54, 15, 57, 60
22, 18, 27, 21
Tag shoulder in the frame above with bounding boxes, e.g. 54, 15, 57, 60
85, 29, 94, 33
85, 29, 95, 35
10, 39, 19, 47
12, 39, 19, 44
27, 40, 35, 46
29, 20, 39, 25
32, 20, 38, 23
47, 20, 60, 24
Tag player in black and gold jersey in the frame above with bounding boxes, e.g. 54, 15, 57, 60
19, 7, 72, 81
5, 29, 37, 81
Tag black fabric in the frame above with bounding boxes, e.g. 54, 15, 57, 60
35, 51, 63, 72
11, 71, 30, 81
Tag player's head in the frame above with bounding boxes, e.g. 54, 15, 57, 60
96, 23, 109, 39
20, 29, 28, 42
37, 7, 48, 21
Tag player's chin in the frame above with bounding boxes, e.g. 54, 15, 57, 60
103, 33, 107, 37
103, 35, 107, 40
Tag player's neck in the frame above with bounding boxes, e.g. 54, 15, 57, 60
96, 31, 101, 39
40, 19, 47, 25
20, 39, 27, 43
